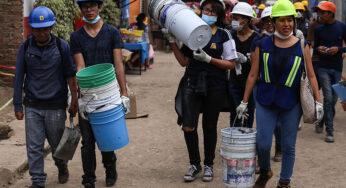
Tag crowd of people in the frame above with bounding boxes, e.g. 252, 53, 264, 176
12, 0, 346, 188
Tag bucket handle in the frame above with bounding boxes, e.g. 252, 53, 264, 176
232, 111, 247, 133
160, 2, 184, 25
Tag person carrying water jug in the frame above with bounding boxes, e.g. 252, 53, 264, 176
13, 6, 78, 188
70, 0, 129, 187
163, 0, 237, 182
236, 0, 323, 187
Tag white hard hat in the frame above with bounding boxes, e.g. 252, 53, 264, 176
200, 0, 225, 9
231, 2, 254, 18
261, 6, 272, 19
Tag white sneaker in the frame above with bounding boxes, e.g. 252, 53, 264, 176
202, 165, 213, 182
184, 165, 201, 182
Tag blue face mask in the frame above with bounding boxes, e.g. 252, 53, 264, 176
83, 15, 101, 24
202, 14, 217, 26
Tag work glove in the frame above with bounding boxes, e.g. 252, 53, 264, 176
193, 48, 211, 63
236, 52, 248, 64
315, 101, 324, 122
78, 98, 88, 120
161, 28, 175, 43
236, 101, 248, 119
121, 96, 131, 114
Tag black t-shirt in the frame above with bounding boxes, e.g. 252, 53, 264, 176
229, 31, 259, 88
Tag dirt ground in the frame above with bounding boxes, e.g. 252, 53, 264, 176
3, 51, 346, 188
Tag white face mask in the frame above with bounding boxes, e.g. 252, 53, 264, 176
274, 30, 293, 39
232, 21, 244, 31
263, 30, 274, 36
297, 12, 303, 18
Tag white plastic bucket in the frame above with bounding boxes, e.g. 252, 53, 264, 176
83, 93, 122, 113
149, 0, 212, 50
81, 80, 119, 101
220, 128, 257, 188
164, 5, 212, 50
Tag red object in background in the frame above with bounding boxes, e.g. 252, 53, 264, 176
24, 17, 32, 39
226, 10, 231, 21
74, 13, 86, 31
248, 0, 254, 5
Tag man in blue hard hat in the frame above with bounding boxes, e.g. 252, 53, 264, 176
70, 0, 129, 187
13, 6, 78, 188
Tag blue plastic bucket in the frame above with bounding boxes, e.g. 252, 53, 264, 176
88, 105, 129, 151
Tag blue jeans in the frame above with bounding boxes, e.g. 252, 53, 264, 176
229, 84, 254, 128
25, 107, 68, 186
317, 68, 342, 132
256, 102, 302, 182
79, 115, 116, 185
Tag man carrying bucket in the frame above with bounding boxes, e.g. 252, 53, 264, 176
70, 0, 129, 187
13, 6, 78, 188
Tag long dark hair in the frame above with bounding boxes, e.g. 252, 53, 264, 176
200, 0, 226, 28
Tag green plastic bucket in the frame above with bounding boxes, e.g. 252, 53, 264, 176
77, 63, 116, 88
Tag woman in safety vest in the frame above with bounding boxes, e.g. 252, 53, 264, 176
163, 0, 237, 182
236, 0, 323, 187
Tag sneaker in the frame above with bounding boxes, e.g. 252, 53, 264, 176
325, 131, 335, 143
29, 184, 45, 188
58, 166, 69, 184
202, 165, 213, 182
315, 122, 323, 133
184, 164, 201, 182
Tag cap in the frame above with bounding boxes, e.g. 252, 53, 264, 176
315, 1, 336, 14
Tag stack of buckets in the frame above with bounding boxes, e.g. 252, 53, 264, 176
220, 128, 257, 188
148, 0, 212, 50
77, 63, 129, 151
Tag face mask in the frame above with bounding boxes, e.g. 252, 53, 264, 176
297, 12, 303, 18
263, 30, 273, 36
83, 15, 101, 24
232, 21, 244, 31
274, 30, 293, 39
202, 14, 217, 26
312, 12, 318, 20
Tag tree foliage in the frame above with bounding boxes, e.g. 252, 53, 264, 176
34, 0, 121, 41
35, 0, 79, 41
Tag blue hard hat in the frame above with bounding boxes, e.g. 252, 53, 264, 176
29, 6, 55, 28
77, 0, 104, 4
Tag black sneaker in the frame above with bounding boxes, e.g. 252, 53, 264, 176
184, 164, 201, 182
315, 122, 323, 133
84, 182, 95, 188
202, 165, 213, 182
325, 131, 335, 143
29, 184, 45, 188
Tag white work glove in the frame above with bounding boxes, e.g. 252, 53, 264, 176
161, 28, 175, 43
236, 52, 248, 64
121, 96, 131, 114
236, 101, 248, 119
315, 101, 324, 122
78, 98, 88, 120
193, 48, 211, 63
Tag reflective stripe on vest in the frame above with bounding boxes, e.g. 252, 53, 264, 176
263, 52, 270, 83
285, 56, 302, 87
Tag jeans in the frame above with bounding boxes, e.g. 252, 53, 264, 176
79, 115, 117, 185
183, 88, 226, 166
25, 107, 68, 186
256, 101, 302, 182
229, 84, 255, 128
317, 68, 342, 132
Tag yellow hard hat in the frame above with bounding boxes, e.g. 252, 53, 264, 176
258, 4, 266, 10
294, 2, 305, 11
271, 0, 298, 18
302, 0, 308, 7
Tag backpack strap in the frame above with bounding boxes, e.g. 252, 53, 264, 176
24, 36, 62, 55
